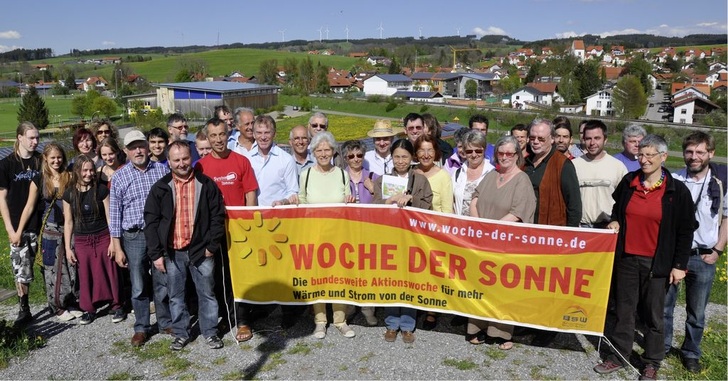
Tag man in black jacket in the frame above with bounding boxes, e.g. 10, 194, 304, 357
144, 141, 226, 351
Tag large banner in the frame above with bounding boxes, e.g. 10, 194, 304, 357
226, 204, 617, 335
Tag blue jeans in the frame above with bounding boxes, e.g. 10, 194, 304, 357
664, 254, 716, 359
166, 250, 218, 339
122, 230, 171, 333
384, 307, 417, 332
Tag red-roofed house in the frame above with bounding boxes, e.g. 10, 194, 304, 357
671, 83, 711, 97
571, 40, 585, 62
83, 76, 108, 92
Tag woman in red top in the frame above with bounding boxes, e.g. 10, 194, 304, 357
594, 135, 695, 381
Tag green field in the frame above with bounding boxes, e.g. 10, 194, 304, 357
13, 48, 360, 83
0, 97, 76, 136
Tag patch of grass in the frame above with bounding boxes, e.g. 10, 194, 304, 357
286, 342, 312, 355
312, 342, 324, 349
238, 343, 253, 351
663, 320, 727, 380
259, 352, 287, 373
161, 356, 193, 377
106, 372, 142, 380
358, 351, 375, 362
710, 254, 727, 304
442, 358, 478, 371
529, 364, 558, 380
338, 365, 348, 371
482, 345, 508, 360
177, 374, 196, 381
0, 320, 45, 369
221, 370, 244, 380
211, 356, 226, 366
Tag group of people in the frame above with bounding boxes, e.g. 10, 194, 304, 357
1, 107, 724, 379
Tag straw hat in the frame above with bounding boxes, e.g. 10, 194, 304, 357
366, 119, 404, 138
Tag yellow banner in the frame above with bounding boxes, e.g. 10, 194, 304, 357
226, 204, 617, 335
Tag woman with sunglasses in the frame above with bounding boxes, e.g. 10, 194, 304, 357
89, 119, 119, 146
468, 135, 536, 349
452, 130, 495, 216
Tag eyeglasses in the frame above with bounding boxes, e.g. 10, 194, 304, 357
407, 125, 423, 131
310, 123, 327, 129
416, 149, 435, 155
347, 153, 364, 159
464, 149, 484, 155
637, 152, 664, 159
497, 151, 517, 158
96, 129, 111, 135
171, 124, 189, 130
528, 136, 548, 142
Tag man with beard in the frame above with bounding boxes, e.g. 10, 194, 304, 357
229, 107, 255, 156
553, 120, 576, 160
144, 141, 226, 351
110, 129, 172, 347
663, 131, 727, 373
289, 125, 314, 176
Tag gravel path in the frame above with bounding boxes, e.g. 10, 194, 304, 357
1, 302, 725, 380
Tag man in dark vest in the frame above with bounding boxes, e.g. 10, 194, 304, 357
522, 118, 582, 346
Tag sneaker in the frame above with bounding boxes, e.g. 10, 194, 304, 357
57, 310, 76, 322
169, 337, 188, 351
206, 336, 224, 349
639, 365, 658, 380
593, 360, 623, 374
336, 323, 356, 338
361, 307, 378, 326
79, 312, 95, 325
111, 309, 127, 323
313, 323, 327, 339
69, 309, 84, 318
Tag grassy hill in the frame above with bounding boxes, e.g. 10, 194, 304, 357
19, 48, 360, 83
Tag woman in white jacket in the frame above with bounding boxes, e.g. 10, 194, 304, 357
452, 130, 495, 216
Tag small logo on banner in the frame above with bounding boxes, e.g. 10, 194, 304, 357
231, 211, 288, 266
561, 305, 588, 328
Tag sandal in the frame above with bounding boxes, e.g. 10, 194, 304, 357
465, 331, 486, 345
421, 313, 438, 331
496, 338, 513, 350
235, 325, 253, 342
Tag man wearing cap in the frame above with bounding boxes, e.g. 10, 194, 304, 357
364, 120, 402, 176
110, 129, 172, 347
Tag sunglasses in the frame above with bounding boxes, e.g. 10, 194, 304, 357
347, 153, 364, 159
407, 125, 423, 131
464, 149, 484, 155
310, 123, 327, 129
96, 130, 111, 135
496, 151, 516, 158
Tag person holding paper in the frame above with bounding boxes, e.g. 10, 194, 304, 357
372, 139, 432, 343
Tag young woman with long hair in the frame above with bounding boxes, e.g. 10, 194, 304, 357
63, 154, 124, 325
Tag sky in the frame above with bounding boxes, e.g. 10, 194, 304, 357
1, 0, 726, 55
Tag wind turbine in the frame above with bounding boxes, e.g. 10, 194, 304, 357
418, 26, 422, 39
325, 26, 330, 40
317, 27, 323, 42
279, 30, 285, 42
345, 25, 350, 42
377, 22, 384, 39
455, 27, 461, 37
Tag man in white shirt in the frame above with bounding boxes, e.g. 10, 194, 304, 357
364, 119, 402, 176
228, 107, 255, 156
572, 120, 627, 228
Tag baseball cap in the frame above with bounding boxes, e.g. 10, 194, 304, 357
123, 129, 147, 147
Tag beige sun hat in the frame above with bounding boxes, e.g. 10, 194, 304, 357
367, 119, 404, 138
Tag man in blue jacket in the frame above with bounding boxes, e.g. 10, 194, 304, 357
144, 140, 226, 351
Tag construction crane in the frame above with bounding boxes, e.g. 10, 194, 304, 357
449, 46, 481, 72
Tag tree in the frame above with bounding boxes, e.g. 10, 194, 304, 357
17, 86, 49, 129
558, 73, 581, 104
612, 75, 647, 119
174, 57, 208, 82
623, 57, 653, 96
464, 80, 477, 99
52, 83, 69, 96
387, 58, 401, 74
65, 71, 77, 91
71, 90, 102, 118
258, 59, 279, 85
91, 96, 118, 118
494, 74, 521, 95
315, 63, 329, 94
574, 61, 603, 101
298, 57, 315, 95
524, 61, 541, 84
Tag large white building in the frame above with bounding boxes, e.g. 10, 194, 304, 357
363, 74, 413, 96
584, 90, 614, 116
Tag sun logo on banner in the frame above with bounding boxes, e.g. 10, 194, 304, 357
230, 211, 288, 266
